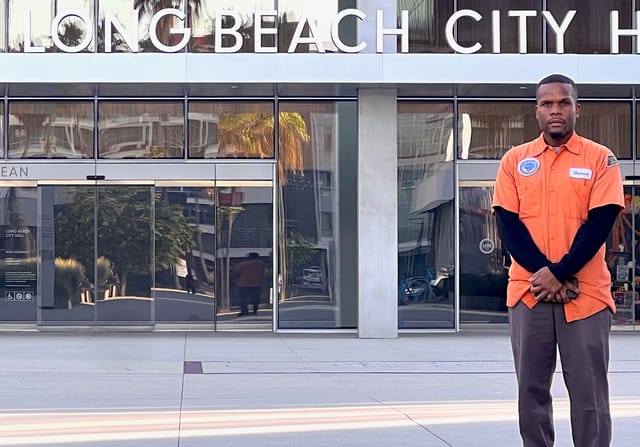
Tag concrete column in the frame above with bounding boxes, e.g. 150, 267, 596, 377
358, 88, 398, 338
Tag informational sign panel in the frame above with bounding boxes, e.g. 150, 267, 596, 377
1, 228, 37, 296
0, 186, 39, 322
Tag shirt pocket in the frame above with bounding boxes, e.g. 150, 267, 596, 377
562, 178, 591, 222
517, 179, 542, 219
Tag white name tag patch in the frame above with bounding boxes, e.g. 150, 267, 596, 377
569, 168, 592, 180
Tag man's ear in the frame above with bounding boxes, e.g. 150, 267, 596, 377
575, 102, 581, 118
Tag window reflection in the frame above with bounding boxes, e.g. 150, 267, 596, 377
0, 103, 4, 158
609, 186, 639, 325
99, 102, 184, 159
189, 0, 339, 53
188, 1, 275, 53
9, 0, 95, 53
457, 0, 542, 53
8, 102, 94, 159
398, 102, 455, 329
188, 102, 274, 159
459, 186, 508, 324
154, 186, 217, 324
95, 185, 153, 322
577, 102, 631, 159
398, 0, 452, 53
278, 101, 357, 329
1, 2, 5, 52
546, 0, 632, 54
99, 0, 185, 52
41, 185, 95, 324
637, 103, 640, 159
458, 102, 538, 159
278, 0, 339, 53
217, 185, 273, 327
459, 101, 631, 159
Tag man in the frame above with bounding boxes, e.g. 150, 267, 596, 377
234, 252, 266, 316
492, 74, 624, 446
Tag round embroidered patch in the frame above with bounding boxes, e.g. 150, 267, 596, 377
517, 158, 540, 176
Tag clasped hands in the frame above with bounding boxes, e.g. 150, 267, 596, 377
529, 267, 580, 303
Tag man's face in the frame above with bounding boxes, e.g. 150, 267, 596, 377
535, 82, 580, 142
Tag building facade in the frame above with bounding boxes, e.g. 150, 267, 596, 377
1, 0, 639, 336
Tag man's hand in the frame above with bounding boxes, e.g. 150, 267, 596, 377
529, 267, 580, 303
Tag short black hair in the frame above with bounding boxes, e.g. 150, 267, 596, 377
536, 73, 578, 100
249, 252, 260, 258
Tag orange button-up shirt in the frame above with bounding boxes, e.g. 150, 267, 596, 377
492, 133, 624, 322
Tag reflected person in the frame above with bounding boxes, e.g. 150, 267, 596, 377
492, 74, 624, 446
234, 252, 266, 316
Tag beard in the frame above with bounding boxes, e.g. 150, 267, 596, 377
548, 129, 566, 139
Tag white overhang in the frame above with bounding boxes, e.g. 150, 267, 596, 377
1, 53, 640, 85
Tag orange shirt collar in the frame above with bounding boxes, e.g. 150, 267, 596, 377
532, 132, 581, 156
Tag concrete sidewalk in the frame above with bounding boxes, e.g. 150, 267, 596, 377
0, 330, 639, 447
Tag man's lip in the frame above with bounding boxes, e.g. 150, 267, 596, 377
548, 120, 565, 125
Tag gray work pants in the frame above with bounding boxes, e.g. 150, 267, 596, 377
509, 301, 612, 447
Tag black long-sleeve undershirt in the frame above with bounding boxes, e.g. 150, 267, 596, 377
494, 204, 621, 282
495, 206, 551, 274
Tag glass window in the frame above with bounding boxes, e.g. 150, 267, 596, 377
460, 101, 631, 160
278, 0, 339, 53
98, 102, 184, 159
188, 0, 275, 53
1, 1, 6, 52
457, 0, 542, 54
609, 186, 638, 326
547, 0, 632, 54
458, 102, 539, 159
99, 0, 185, 52
278, 101, 357, 329
188, 102, 274, 159
459, 186, 508, 325
9, 0, 95, 53
0, 103, 4, 158
398, 102, 455, 329
399, 0, 452, 53
637, 103, 640, 159
577, 102, 631, 159
8, 102, 94, 159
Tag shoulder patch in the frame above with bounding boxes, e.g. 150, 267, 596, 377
606, 154, 619, 168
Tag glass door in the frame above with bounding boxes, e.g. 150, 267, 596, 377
458, 182, 508, 326
215, 181, 274, 330
35, 165, 276, 330
153, 182, 216, 327
95, 182, 153, 325
38, 181, 155, 326
39, 182, 96, 325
